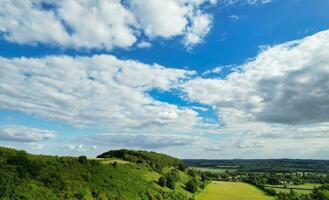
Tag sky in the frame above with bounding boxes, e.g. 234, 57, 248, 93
0, 0, 329, 159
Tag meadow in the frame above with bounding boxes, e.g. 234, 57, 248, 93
265, 183, 321, 195
196, 181, 275, 200
191, 167, 236, 173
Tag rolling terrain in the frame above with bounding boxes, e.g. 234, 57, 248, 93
1, 146, 328, 200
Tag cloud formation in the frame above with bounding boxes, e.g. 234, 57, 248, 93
64, 144, 97, 153
0, 0, 216, 50
0, 126, 56, 142
81, 134, 200, 149
183, 30, 329, 127
204, 145, 222, 151
0, 55, 201, 134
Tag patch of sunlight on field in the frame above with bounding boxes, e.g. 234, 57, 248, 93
191, 167, 236, 173
196, 181, 275, 200
88, 158, 130, 164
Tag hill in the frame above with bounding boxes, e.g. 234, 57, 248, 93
0, 147, 195, 200
97, 149, 183, 171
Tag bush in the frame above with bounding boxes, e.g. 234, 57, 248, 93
158, 176, 167, 187
185, 178, 198, 193
78, 156, 88, 164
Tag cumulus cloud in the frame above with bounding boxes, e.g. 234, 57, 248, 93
202, 66, 222, 76
0, 126, 56, 143
183, 30, 329, 126
184, 12, 212, 47
0, 54, 202, 134
81, 134, 200, 149
0, 0, 216, 50
136, 41, 152, 48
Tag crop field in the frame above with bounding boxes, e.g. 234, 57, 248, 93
265, 183, 320, 195
196, 181, 275, 200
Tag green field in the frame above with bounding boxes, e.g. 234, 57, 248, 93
265, 183, 320, 195
191, 167, 236, 173
196, 181, 275, 200
88, 157, 130, 164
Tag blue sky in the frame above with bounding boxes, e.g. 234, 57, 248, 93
1, 0, 329, 159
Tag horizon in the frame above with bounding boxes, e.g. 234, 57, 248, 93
1, 0, 329, 159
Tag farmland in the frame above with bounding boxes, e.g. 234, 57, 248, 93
196, 181, 275, 200
265, 183, 321, 195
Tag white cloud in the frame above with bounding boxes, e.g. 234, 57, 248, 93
205, 145, 222, 151
0, 126, 56, 143
0, 0, 216, 50
0, 54, 202, 134
28, 142, 45, 150
183, 30, 329, 125
182, 29, 329, 143
221, 0, 273, 6
136, 41, 152, 48
228, 15, 239, 21
202, 66, 222, 76
184, 12, 212, 47
64, 144, 97, 153
81, 134, 200, 149
236, 140, 264, 148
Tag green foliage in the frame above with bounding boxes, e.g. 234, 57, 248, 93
0, 147, 192, 200
187, 169, 197, 177
185, 178, 199, 193
78, 156, 88, 164
97, 149, 183, 171
178, 163, 186, 171
158, 176, 167, 187
310, 185, 329, 200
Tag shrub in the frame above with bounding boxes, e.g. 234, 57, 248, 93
185, 178, 198, 193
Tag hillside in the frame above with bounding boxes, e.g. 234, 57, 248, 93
97, 149, 183, 171
0, 147, 195, 200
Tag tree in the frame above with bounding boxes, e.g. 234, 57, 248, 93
78, 156, 88, 164
185, 178, 198, 193
178, 163, 186, 171
187, 169, 196, 177
112, 161, 118, 168
158, 176, 167, 187
166, 176, 175, 189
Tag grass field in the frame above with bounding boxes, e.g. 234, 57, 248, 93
191, 167, 237, 173
265, 183, 320, 195
88, 157, 130, 164
196, 181, 275, 200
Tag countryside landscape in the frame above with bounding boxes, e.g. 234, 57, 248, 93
1, 147, 329, 199
1, 0, 329, 199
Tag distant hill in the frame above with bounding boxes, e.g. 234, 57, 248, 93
97, 149, 183, 171
0, 147, 194, 200
183, 159, 329, 173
